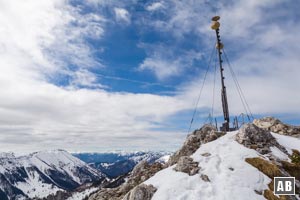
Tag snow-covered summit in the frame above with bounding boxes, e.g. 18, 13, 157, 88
91, 120, 300, 200
142, 123, 300, 200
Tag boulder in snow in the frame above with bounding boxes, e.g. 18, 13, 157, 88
174, 156, 200, 176
200, 174, 210, 182
235, 123, 288, 154
123, 184, 157, 200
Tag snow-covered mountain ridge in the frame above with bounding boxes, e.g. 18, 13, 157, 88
88, 117, 300, 200
144, 130, 299, 199
0, 149, 106, 200
73, 151, 170, 178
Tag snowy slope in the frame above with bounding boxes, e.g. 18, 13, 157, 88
144, 131, 300, 200
67, 187, 98, 200
0, 149, 105, 199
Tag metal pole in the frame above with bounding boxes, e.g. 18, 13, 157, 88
211, 16, 230, 131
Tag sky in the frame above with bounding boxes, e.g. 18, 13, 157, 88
0, 0, 299, 154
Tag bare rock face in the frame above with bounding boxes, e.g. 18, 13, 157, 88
168, 124, 224, 166
122, 184, 157, 200
88, 161, 163, 200
125, 161, 164, 185
253, 117, 300, 137
236, 123, 288, 154
174, 156, 200, 176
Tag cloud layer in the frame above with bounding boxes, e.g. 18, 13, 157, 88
0, 0, 299, 154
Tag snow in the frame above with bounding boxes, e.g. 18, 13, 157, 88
156, 155, 170, 163
0, 149, 103, 199
0, 166, 4, 173
271, 133, 300, 154
145, 131, 271, 200
24, 149, 101, 184
100, 162, 114, 168
67, 187, 98, 200
270, 146, 290, 161
15, 170, 62, 199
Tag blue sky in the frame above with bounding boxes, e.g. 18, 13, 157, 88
66, 0, 208, 94
0, 0, 299, 154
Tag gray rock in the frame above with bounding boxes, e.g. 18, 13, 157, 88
253, 117, 300, 137
88, 162, 163, 200
235, 123, 288, 154
200, 174, 210, 182
201, 152, 211, 157
174, 156, 200, 176
168, 124, 224, 166
123, 184, 157, 200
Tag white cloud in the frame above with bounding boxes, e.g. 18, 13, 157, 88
69, 69, 104, 88
0, 0, 203, 154
0, 0, 300, 154
138, 44, 203, 80
139, 0, 300, 120
0, 81, 188, 153
146, 2, 165, 11
139, 57, 181, 80
114, 7, 131, 24
0, 0, 189, 153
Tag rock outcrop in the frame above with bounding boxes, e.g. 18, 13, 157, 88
123, 184, 157, 200
168, 124, 225, 166
236, 123, 288, 154
173, 156, 200, 176
253, 117, 300, 137
88, 161, 163, 200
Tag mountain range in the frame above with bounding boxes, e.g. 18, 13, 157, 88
1, 117, 299, 200
73, 151, 169, 178
0, 150, 169, 200
0, 149, 105, 200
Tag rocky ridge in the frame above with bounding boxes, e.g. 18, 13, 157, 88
88, 161, 164, 200
86, 118, 300, 200
235, 123, 288, 154
254, 117, 300, 137
93, 118, 299, 200
168, 124, 225, 166
235, 123, 300, 200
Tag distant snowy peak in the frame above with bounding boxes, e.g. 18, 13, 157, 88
75, 151, 171, 178
0, 152, 15, 158
127, 151, 170, 164
73, 151, 171, 164
0, 149, 105, 200
28, 149, 85, 167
